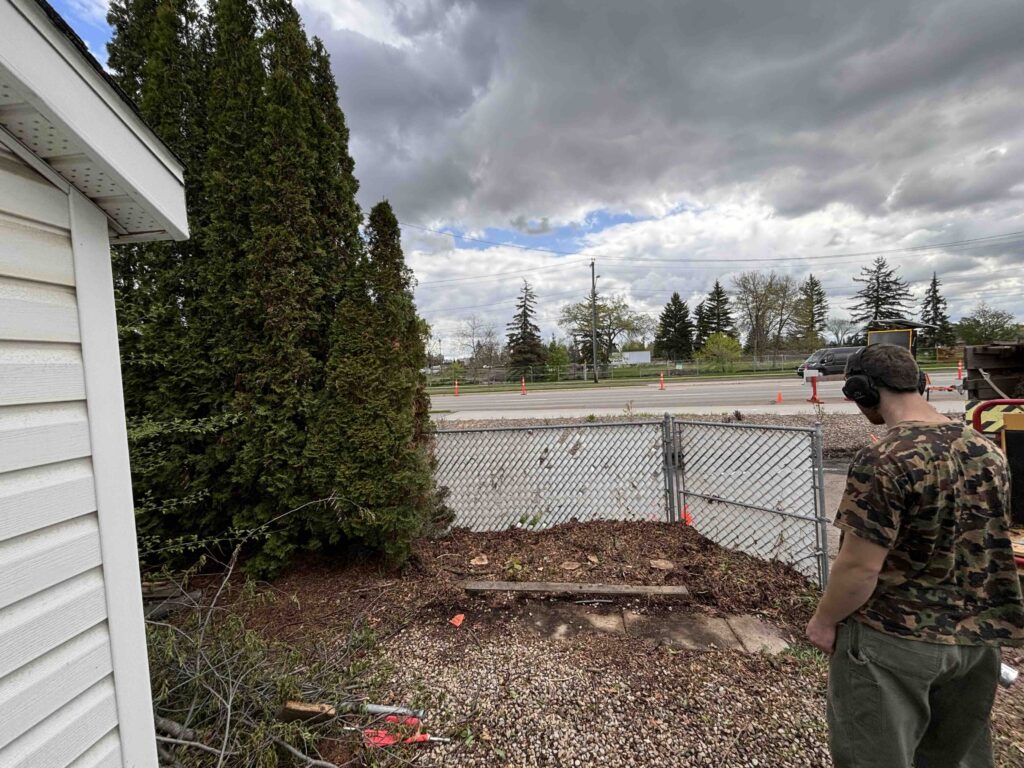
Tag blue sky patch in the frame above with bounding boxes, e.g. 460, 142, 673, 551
51, 0, 112, 66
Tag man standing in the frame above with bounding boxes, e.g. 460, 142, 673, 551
806, 344, 1024, 768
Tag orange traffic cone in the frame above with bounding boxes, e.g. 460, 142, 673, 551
521, 376, 527, 396
454, 379, 459, 397
681, 504, 693, 525
659, 371, 665, 391
776, 391, 783, 404
957, 360, 963, 381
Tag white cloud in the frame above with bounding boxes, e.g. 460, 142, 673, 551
294, 0, 1024, 355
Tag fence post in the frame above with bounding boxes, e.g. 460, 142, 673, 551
662, 413, 675, 523
812, 422, 830, 589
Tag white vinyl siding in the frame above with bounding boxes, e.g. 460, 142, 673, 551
0, 161, 123, 765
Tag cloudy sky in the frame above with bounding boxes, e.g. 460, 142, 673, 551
57, 0, 1024, 356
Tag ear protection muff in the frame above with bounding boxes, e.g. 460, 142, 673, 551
842, 347, 881, 408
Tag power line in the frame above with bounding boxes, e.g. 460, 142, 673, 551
411, 237, 1024, 290
599, 234, 1024, 265
401, 219, 1024, 264
420, 288, 583, 315
416, 259, 587, 286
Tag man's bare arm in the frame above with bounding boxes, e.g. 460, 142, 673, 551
806, 533, 889, 652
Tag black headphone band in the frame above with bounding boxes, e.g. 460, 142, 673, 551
846, 346, 918, 393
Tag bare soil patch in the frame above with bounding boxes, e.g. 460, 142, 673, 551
244, 521, 818, 645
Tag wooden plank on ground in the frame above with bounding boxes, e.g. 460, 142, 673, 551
277, 701, 336, 724
461, 580, 689, 596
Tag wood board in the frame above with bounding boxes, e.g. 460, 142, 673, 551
461, 580, 689, 596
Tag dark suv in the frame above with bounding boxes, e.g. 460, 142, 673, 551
795, 346, 863, 377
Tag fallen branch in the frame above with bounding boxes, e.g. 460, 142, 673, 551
271, 736, 339, 768
156, 744, 182, 767
154, 715, 198, 742
155, 735, 236, 757
145, 590, 204, 621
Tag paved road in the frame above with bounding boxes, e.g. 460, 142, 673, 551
431, 371, 963, 420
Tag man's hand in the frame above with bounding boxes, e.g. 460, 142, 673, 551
806, 615, 837, 655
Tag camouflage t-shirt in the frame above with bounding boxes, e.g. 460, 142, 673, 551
835, 421, 1024, 646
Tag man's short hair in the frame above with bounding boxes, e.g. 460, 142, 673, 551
847, 344, 921, 392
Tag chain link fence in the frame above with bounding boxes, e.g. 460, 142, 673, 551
669, 419, 829, 586
433, 416, 829, 586
432, 421, 668, 531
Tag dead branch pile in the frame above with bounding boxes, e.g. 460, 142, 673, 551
147, 551, 374, 767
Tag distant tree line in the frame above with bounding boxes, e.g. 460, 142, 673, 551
621, 257, 1019, 363
446, 256, 1019, 372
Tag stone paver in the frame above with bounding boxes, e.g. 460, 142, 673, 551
521, 604, 791, 654
623, 611, 743, 650
725, 614, 792, 655
523, 603, 625, 640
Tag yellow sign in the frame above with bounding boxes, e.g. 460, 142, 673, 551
965, 400, 1024, 434
867, 329, 913, 349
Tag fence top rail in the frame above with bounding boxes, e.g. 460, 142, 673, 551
673, 418, 820, 435
434, 419, 663, 435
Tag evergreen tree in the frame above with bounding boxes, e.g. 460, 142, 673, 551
308, 37, 362, 360
108, 0, 215, 533
227, 5, 324, 568
792, 274, 828, 347
546, 336, 571, 373
919, 272, 955, 348
653, 293, 694, 360
306, 202, 440, 563
183, 0, 266, 536
849, 256, 913, 324
693, 300, 711, 351
199, 0, 265, 387
705, 280, 736, 337
506, 281, 546, 375
108, 0, 446, 573
106, 0, 161, 102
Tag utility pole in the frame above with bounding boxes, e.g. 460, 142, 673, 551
590, 259, 599, 383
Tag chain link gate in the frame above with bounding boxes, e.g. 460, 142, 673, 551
667, 418, 829, 587
434, 416, 830, 586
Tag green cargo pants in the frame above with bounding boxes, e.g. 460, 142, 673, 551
828, 619, 1001, 768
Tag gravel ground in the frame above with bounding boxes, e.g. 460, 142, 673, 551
368, 620, 1024, 768
438, 410, 964, 458
239, 520, 1024, 768
373, 625, 832, 768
